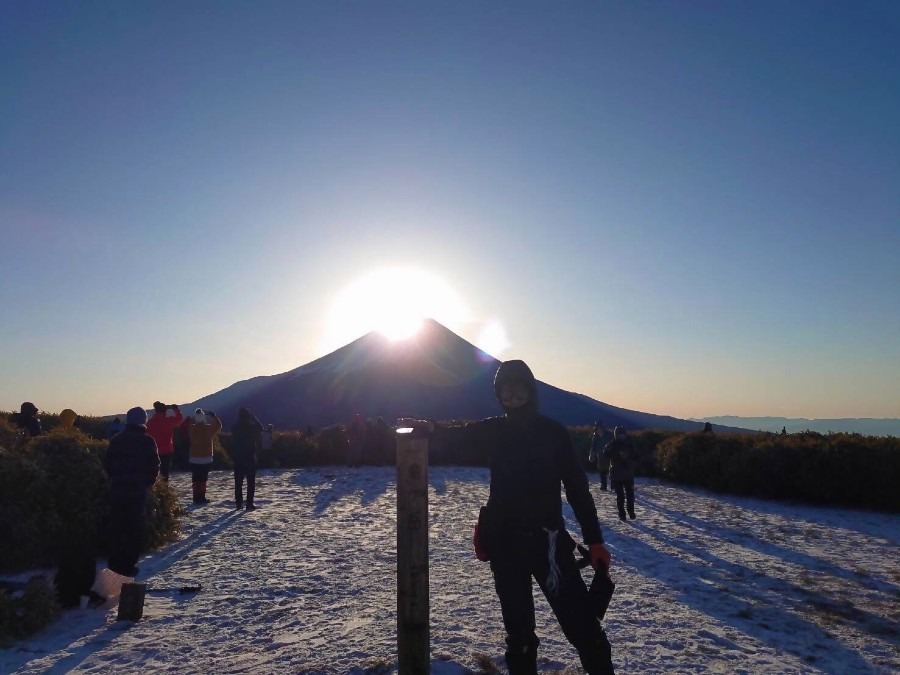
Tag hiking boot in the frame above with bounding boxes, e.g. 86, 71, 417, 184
628, 510, 636, 520
245, 504, 256, 511
235, 501, 243, 510
618, 511, 627, 522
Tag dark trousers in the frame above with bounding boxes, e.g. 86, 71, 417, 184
599, 470, 608, 490
159, 454, 172, 481
191, 464, 210, 484
490, 530, 614, 675
234, 461, 256, 506
612, 479, 635, 516
106, 491, 147, 577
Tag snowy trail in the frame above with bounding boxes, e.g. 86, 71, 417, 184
3, 467, 898, 674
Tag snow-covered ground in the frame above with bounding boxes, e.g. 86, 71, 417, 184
2, 467, 898, 674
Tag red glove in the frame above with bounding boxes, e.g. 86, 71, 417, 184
589, 543, 611, 574
473, 522, 490, 562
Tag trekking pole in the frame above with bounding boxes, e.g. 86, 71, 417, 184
396, 426, 430, 674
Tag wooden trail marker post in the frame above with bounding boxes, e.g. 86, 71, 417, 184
396, 427, 430, 674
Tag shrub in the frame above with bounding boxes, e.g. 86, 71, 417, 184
0, 577, 60, 644
656, 431, 900, 511
311, 424, 350, 465
0, 429, 185, 571
145, 480, 185, 550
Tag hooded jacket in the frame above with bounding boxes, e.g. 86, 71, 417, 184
189, 415, 222, 464
11, 403, 42, 437
147, 408, 184, 456
104, 424, 160, 495
230, 409, 263, 464
469, 360, 603, 547
603, 435, 636, 482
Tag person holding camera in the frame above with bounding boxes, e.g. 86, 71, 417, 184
188, 408, 222, 505
147, 401, 183, 481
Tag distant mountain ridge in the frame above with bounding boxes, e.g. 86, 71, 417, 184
692, 416, 900, 437
184, 319, 749, 432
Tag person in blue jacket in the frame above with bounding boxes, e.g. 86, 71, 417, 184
104, 407, 160, 577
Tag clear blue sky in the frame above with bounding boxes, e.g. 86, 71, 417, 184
2, 1, 898, 420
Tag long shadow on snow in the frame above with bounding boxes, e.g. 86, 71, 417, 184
140, 508, 246, 579
10, 510, 246, 674
640, 495, 900, 598
641, 479, 900, 541
620, 520, 887, 672
296, 466, 488, 517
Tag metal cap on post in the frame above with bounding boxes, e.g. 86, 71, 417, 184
396, 426, 430, 674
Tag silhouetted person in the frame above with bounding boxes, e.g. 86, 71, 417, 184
703, 422, 714, 433
106, 417, 125, 439
346, 413, 366, 467
781, 426, 788, 436
231, 407, 263, 510
104, 407, 160, 578
588, 420, 613, 490
402, 359, 615, 674
11, 401, 42, 437
261, 424, 274, 453
603, 427, 636, 522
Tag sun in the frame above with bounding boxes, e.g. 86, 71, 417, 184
320, 267, 469, 353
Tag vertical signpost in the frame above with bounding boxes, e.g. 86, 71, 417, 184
396, 426, 429, 674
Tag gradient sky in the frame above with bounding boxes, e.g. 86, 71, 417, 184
2, 1, 898, 420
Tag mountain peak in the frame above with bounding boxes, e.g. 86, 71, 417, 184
186, 321, 728, 432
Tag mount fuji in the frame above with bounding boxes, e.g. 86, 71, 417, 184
184, 319, 741, 432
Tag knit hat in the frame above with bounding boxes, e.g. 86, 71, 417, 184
126, 407, 148, 427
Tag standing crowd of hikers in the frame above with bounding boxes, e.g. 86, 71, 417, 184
8, 358, 651, 674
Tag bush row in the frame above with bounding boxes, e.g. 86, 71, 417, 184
0, 419, 185, 640
656, 431, 900, 512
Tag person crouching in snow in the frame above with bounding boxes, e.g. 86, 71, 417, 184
104, 406, 160, 577
401, 359, 616, 674
189, 409, 222, 504
230, 407, 263, 510
603, 426, 636, 521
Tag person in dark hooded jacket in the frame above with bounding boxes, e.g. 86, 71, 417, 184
10, 401, 42, 437
230, 407, 263, 510
602, 426, 636, 522
104, 406, 160, 577
402, 359, 616, 674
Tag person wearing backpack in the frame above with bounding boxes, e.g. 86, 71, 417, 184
230, 407, 263, 510
603, 427, 636, 521
588, 420, 613, 490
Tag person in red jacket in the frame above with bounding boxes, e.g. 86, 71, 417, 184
147, 402, 183, 481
